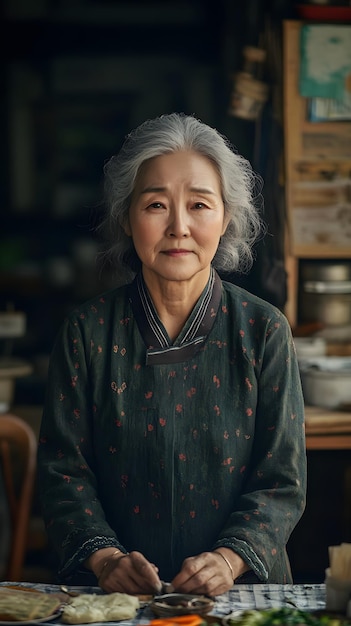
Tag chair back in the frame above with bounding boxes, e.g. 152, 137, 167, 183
0, 413, 37, 581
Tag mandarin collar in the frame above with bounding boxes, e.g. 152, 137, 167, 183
127, 267, 222, 365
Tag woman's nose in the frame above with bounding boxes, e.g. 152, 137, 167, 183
166, 207, 190, 238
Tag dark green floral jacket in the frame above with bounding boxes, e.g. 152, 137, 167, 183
38, 270, 306, 584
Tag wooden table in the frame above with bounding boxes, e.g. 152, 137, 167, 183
305, 406, 351, 450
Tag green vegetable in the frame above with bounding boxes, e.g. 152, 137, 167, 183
225, 607, 351, 626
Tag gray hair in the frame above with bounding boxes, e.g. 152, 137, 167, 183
99, 112, 264, 282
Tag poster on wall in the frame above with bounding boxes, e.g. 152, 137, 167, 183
299, 24, 351, 121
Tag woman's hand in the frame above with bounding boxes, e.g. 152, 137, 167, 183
171, 549, 250, 596
86, 549, 163, 594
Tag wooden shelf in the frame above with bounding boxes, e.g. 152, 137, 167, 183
301, 120, 351, 134
283, 20, 351, 327
292, 245, 351, 259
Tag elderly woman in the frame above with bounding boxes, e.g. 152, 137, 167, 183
38, 113, 306, 596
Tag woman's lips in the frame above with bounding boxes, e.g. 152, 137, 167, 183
162, 249, 192, 257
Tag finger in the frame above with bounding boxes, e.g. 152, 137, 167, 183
176, 570, 229, 596
128, 551, 162, 592
172, 552, 232, 595
101, 551, 162, 594
172, 553, 209, 584
171, 555, 204, 592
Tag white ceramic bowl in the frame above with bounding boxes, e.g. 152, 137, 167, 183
299, 356, 351, 410
294, 337, 326, 360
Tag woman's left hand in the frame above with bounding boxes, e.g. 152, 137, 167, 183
170, 550, 248, 596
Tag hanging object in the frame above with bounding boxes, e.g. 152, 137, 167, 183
229, 46, 269, 121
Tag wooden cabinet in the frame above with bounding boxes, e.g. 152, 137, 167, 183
283, 20, 351, 328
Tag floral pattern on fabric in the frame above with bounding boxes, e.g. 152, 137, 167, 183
38, 276, 306, 584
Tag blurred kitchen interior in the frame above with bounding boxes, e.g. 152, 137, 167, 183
0, 0, 350, 584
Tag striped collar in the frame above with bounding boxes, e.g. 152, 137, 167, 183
127, 268, 222, 365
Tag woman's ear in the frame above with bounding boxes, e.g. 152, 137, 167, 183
120, 215, 132, 237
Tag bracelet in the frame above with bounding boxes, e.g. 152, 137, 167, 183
215, 551, 234, 581
98, 549, 126, 580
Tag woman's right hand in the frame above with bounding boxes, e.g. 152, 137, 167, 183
89, 549, 163, 594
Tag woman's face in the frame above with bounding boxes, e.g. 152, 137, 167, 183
125, 150, 228, 287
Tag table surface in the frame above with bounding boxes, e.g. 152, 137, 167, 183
304, 405, 351, 450
0, 581, 327, 625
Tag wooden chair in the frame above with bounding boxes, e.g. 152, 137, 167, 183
0, 413, 37, 581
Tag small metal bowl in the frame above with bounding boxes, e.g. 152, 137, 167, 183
151, 593, 215, 617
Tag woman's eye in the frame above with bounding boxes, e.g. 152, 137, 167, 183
193, 202, 206, 209
148, 202, 164, 209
